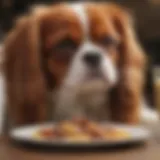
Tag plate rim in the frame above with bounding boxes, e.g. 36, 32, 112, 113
9, 122, 151, 147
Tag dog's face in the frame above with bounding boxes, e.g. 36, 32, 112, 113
5, 2, 145, 123
40, 3, 124, 89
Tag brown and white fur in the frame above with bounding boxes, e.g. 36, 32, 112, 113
3, 2, 158, 127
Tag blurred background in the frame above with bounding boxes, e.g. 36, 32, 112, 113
0, 0, 160, 107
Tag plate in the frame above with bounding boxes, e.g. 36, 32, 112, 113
10, 123, 151, 148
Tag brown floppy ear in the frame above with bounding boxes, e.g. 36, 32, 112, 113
4, 15, 47, 125
108, 5, 146, 124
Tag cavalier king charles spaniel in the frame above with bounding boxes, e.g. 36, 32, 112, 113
4, 2, 148, 126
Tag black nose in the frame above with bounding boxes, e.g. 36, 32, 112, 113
83, 52, 101, 67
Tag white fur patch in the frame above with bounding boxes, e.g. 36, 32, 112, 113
54, 3, 117, 120
64, 42, 117, 87
54, 41, 117, 120
68, 3, 89, 39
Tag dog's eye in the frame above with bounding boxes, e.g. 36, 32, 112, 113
51, 38, 77, 61
99, 36, 117, 46
55, 38, 77, 51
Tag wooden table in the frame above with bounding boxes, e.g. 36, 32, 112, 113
0, 124, 160, 160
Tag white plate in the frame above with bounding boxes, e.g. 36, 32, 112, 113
10, 123, 151, 148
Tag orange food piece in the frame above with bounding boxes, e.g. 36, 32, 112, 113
38, 128, 56, 139
34, 119, 130, 141
104, 128, 130, 140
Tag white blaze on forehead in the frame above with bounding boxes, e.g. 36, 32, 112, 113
68, 3, 89, 40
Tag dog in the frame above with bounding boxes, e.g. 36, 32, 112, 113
4, 2, 155, 126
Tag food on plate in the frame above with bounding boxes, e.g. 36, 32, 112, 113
34, 119, 130, 142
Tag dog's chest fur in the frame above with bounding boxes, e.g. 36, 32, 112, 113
53, 80, 110, 121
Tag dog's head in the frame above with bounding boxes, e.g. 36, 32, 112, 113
40, 3, 145, 90
41, 3, 121, 89
4, 2, 145, 123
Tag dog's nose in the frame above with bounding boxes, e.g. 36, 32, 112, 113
83, 52, 101, 67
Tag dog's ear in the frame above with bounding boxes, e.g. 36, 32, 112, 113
105, 4, 146, 124
113, 5, 145, 69
4, 15, 47, 125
